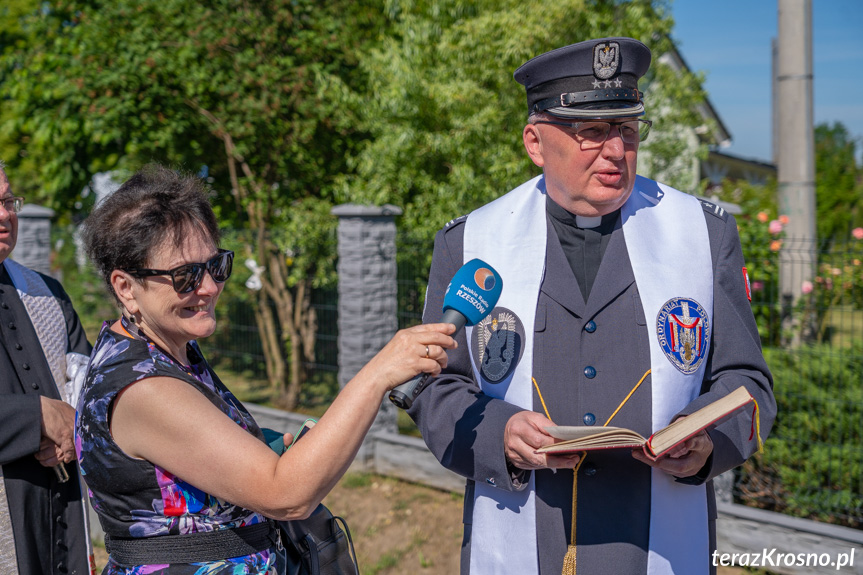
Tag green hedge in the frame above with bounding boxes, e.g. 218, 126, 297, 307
738, 344, 863, 528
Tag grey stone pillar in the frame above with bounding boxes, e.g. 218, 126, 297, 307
331, 204, 403, 447
714, 470, 735, 505
11, 204, 55, 277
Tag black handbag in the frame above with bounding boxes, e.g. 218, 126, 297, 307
260, 425, 359, 575
279, 503, 359, 575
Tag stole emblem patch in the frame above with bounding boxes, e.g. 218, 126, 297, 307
656, 297, 710, 374
472, 306, 525, 383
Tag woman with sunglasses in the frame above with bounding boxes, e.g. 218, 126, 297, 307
76, 165, 456, 574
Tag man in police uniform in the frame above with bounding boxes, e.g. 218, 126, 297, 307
409, 37, 776, 575
0, 162, 91, 575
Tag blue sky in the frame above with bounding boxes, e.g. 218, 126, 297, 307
670, 0, 863, 164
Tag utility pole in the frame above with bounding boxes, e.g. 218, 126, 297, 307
775, 0, 816, 343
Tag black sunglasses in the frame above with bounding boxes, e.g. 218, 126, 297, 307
123, 249, 234, 293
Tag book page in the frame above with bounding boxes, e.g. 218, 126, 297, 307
546, 426, 645, 442
537, 426, 648, 453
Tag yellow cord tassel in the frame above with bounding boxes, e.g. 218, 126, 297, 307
562, 544, 578, 575
533, 371, 651, 575
753, 399, 764, 454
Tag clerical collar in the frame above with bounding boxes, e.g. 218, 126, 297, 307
576, 215, 601, 228
545, 195, 618, 231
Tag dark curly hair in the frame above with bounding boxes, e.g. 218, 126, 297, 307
81, 164, 220, 302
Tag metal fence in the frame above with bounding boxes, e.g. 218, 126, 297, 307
734, 238, 863, 529
54, 226, 862, 529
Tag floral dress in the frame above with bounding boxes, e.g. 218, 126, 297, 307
76, 322, 281, 574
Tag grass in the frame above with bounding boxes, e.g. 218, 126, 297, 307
341, 472, 374, 489
361, 529, 429, 575
820, 306, 863, 348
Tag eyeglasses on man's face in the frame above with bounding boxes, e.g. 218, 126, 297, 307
1, 196, 25, 214
532, 119, 652, 149
123, 249, 234, 294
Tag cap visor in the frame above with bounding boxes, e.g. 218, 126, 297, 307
545, 102, 645, 119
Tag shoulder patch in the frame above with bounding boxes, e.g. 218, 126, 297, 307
444, 214, 468, 229
699, 199, 729, 222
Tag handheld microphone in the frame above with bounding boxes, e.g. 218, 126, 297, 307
389, 258, 503, 409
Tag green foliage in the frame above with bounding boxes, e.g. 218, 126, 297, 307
739, 345, 863, 528
0, 0, 378, 240
713, 178, 784, 345
340, 0, 707, 243
50, 225, 116, 340
815, 122, 863, 248
0, 0, 385, 400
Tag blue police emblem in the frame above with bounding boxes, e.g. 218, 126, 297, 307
656, 297, 710, 374
472, 307, 525, 383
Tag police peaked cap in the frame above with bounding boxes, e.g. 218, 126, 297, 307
514, 37, 651, 119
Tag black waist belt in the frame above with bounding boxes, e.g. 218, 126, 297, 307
105, 521, 279, 565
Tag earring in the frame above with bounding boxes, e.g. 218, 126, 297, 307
128, 314, 136, 324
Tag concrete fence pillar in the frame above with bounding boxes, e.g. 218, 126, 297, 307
331, 204, 403, 453
11, 204, 55, 277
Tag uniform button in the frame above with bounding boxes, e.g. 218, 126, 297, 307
15, 343, 22, 350
584, 320, 596, 333
22, 363, 29, 370
584, 366, 596, 379
1, 302, 8, 309
31, 383, 39, 390
7, 322, 15, 329
57, 562, 67, 572
584, 462, 597, 476
54, 491, 61, 499
583, 413, 596, 426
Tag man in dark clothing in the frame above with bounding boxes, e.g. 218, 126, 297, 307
0, 162, 92, 575
409, 37, 776, 575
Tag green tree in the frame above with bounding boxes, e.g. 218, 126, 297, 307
0, 0, 42, 188
0, 0, 384, 408
340, 0, 708, 247
2, 0, 716, 407
815, 122, 863, 248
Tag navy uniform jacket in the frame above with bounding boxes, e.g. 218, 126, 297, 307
0, 263, 91, 575
409, 196, 776, 575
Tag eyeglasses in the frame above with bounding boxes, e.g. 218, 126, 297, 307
123, 249, 234, 293
532, 119, 652, 149
1, 196, 24, 214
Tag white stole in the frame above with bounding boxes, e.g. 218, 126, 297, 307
462, 175, 712, 574
622, 176, 712, 575
464, 175, 547, 575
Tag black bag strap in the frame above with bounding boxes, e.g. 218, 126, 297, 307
333, 516, 358, 570
105, 521, 279, 565
302, 515, 358, 575
305, 532, 321, 574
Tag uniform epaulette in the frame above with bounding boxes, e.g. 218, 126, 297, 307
699, 199, 729, 222
444, 214, 468, 229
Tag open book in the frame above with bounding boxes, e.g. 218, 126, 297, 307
536, 386, 756, 461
